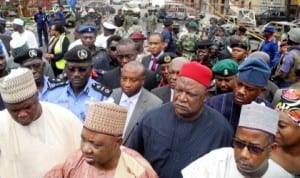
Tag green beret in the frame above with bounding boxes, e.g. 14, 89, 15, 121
157, 52, 177, 65
64, 45, 92, 63
187, 21, 198, 28
212, 59, 238, 76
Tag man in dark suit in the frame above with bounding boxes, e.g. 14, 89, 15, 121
151, 57, 189, 103
111, 61, 162, 145
103, 38, 157, 90
141, 33, 166, 74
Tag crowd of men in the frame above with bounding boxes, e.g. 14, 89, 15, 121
0, 4, 299, 178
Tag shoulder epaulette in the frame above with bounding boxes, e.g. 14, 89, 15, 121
92, 83, 112, 97
47, 77, 68, 90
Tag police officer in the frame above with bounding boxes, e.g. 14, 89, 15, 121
34, 6, 49, 47
211, 59, 238, 96
45, 45, 112, 121
13, 48, 64, 101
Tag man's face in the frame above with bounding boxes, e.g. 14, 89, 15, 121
81, 127, 121, 169
116, 44, 137, 68
65, 62, 92, 89
120, 67, 145, 97
168, 62, 183, 89
108, 41, 119, 60
80, 33, 96, 48
215, 75, 236, 93
173, 76, 208, 120
0, 55, 6, 72
5, 94, 41, 126
160, 63, 169, 82
233, 78, 263, 105
148, 35, 165, 56
12, 24, 20, 31
234, 127, 272, 176
197, 48, 209, 61
276, 111, 300, 147
231, 47, 247, 62
21, 59, 45, 83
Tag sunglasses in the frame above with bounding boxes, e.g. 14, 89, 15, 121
232, 138, 269, 155
110, 46, 117, 51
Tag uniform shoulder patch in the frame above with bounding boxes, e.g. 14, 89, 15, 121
47, 77, 68, 90
92, 83, 112, 97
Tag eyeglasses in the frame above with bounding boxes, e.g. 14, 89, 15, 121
110, 46, 117, 51
232, 138, 270, 155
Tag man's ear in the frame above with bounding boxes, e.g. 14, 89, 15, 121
269, 142, 277, 153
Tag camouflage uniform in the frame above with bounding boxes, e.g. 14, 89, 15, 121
146, 13, 157, 33
179, 32, 200, 60
124, 14, 135, 31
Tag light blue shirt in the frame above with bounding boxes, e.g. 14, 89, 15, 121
45, 78, 110, 121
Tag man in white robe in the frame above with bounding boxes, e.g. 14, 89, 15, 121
0, 68, 82, 178
182, 102, 293, 178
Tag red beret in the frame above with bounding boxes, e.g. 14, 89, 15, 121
130, 32, 146, 40
179, 62, 212, 88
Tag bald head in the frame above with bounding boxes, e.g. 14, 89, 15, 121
121, 61, 145, 97
168, 57, 190, 89
248, 51, 270, 65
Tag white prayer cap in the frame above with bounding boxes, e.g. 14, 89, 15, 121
239, 102, 279, 135
103, 22, 117, 30
0, 68, 37, 104
12, 18, 25, 26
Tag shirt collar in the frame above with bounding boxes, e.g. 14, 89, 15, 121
152, 51, 164, 59
120, 88, 142, 105
67, 78, 93, 96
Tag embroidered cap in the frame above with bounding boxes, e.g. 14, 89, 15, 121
12, 18, 25, 26
157, 52, 177, 64
239, 102, 279, 135
14, 48, 43, 64
64, 45, 92, 62
0, 68, 37, 104
84, 102, 127, 136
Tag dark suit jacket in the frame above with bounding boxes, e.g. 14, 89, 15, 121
141, 54, 161, 74
112, 88, 162, 145
151, 85, 172, 104
103, 66, 158, 91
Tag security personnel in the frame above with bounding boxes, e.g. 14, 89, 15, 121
156, 52, 177, 87
45, 45, 112, 121
210, 59, 238, 96
34, 6, 49, 47
179, 21, 200, 60
13, 48, 65, 101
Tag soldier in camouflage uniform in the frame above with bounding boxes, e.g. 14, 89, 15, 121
179, 21, 200, 60
146, 10, 157, 35
127, 17, 143, 36
124, 11, 135, 32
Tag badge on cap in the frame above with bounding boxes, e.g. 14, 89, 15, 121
164, 55, 171, 63
77, 49, 88, 60
223, 69, 228, 76
28, 49, 38, 58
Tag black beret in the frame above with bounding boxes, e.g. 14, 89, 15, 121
157, 52, 177, 65
14, 48, 43, 64
64, 45, 92, 63
197, 40, 213, 49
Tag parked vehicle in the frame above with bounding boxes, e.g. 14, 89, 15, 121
256, 9, 295, 26
262, 21, 298, 40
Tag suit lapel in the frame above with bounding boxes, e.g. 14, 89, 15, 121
123, 89, 147, 143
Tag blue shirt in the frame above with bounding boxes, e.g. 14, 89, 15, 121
34, 11, 47, 27
55, 11, 66, 26
260, 38, 280, 68
161, 29, 176, 53
129, 103, 233, 178
45, 78, 110, 121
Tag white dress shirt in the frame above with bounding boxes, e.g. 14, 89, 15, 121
119, 89, 142, 136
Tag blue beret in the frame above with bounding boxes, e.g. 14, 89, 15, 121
238, 57, 271, 87
157, 52, 177, 64
64, 45, 92, 62
212, 59, 238, 76
264, 26, 275, 33
0, 18, 6, 25
78, 25, 97, 34
14, 48, 43, 64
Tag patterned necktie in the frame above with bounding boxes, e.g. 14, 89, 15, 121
150, 57, 157, 72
